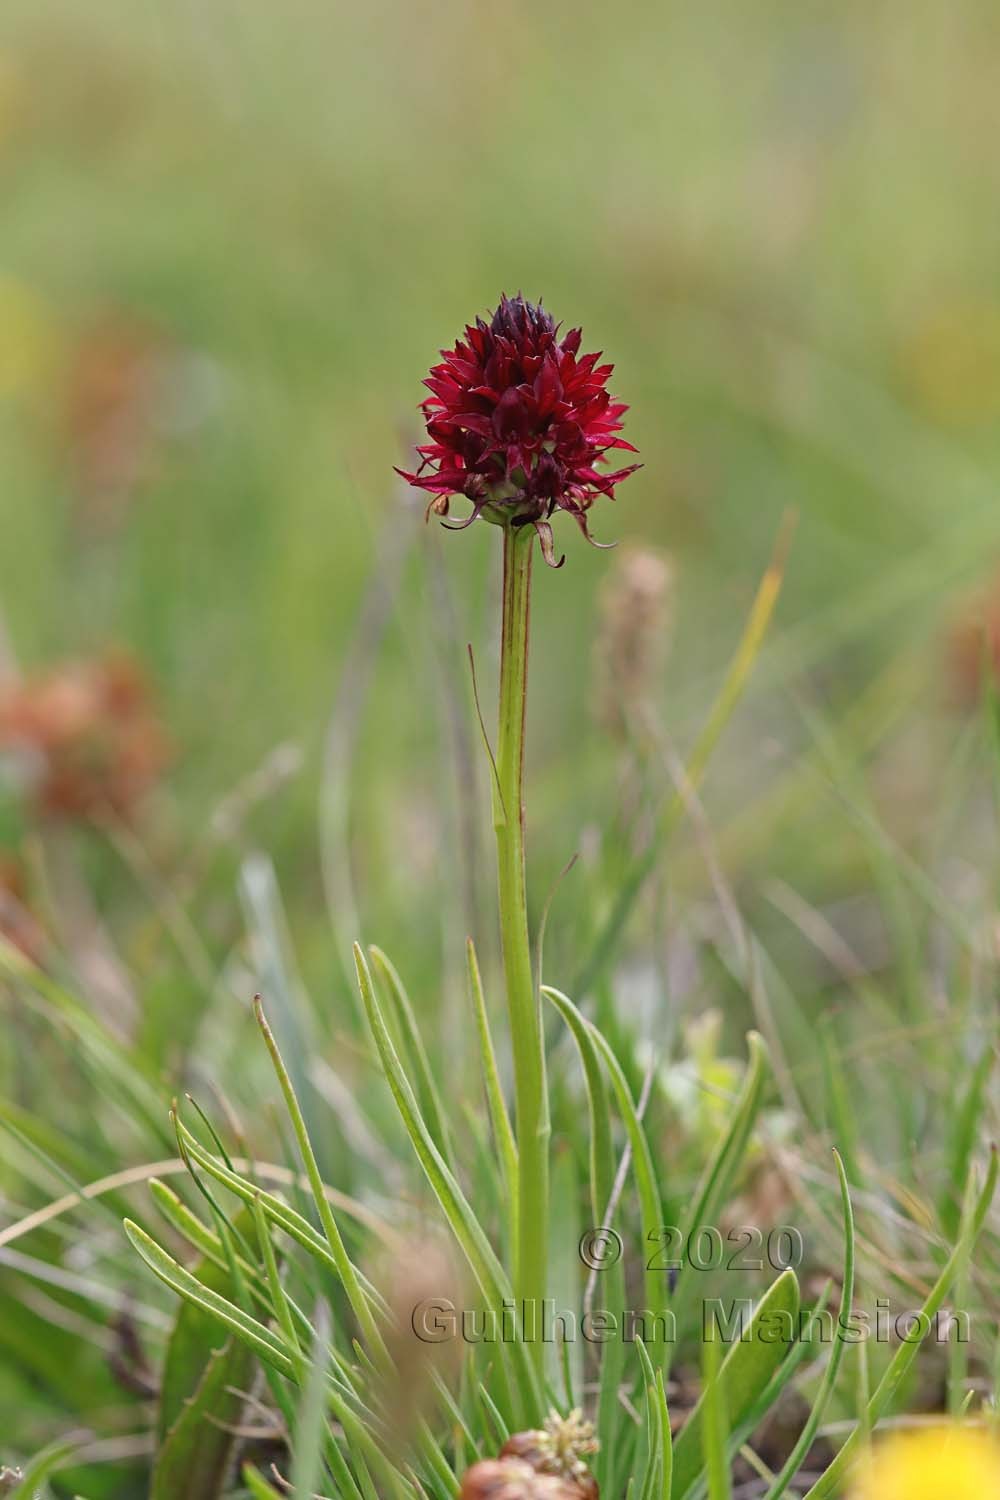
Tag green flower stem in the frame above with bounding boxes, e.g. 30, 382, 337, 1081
494, 521, 549, 1372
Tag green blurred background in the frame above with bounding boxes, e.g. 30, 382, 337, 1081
2, 0, 1000, 1014
3, 1, 1000, 1483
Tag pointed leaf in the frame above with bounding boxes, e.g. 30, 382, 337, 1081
671, 1269, 800, 1500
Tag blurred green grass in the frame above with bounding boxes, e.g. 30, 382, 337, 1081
1, 0, 999, 985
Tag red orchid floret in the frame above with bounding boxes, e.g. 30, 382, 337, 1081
398, 294, 639, 565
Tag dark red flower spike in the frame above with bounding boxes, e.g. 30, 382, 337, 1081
398, 294, 639, 565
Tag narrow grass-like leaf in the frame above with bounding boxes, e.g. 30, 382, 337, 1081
701, 1326, 731, 1500
242, 1468, 286, 1499
947, 1171, 975, 1414
370, 946, 455, 1170
542, 983, 626, 1495
431, 1367, 478, 1458
818, 1016, 861, 1187
124, 1219, 297, 1379
151, 1174, 323, 1360
185, 1094, 238, 1173
153, 1335, 257, 1500
558, 1333, 575, 1412
354, 943, 540, 1421
0, 1106, 97, 1198
669, 1033, 767, 1359
356, 946, 508, 1302
252, 1193, 303, 1362
762, 1151, 854, 1500
170, 1108, 259, 1282
327, 1390, 413, 1500
541, 988, 615, 1225
941, 1044, 993, 1239
800, 1146, 998, 1500
156, 1206, 259, 1445
634, 1338, 664, 1500
8, 1435, 81, 1497
681, 1032, 766, 1255
291, 1302, 333, 1499
733, 1284, 833, 1444
313, 1415, 367, 1500
574, 514, 792, 997
253, 995, 387, 1361
587, 1033, 664, 1325
797, 702, 927, 1021
656, 1371, 673, 1500
150, 1178, 227, 1266
0, 939, 167, 1142
477, 1384, 510, 1447
466, 938, 518, 1225
853, 1333, 872, 1456
671, 1269, 800, 1500
173, 1122, 374, 1295
414, 1420, 459, 1500
543, 987, 665, 1331
241, 853, 318, 1125
549, 1150, 583, 1403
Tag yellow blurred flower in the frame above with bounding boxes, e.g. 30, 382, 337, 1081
0, 274, 60, 401
901, 301, 1000, 424
850, 1425, 1000, 1500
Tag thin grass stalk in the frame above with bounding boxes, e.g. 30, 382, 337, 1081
252, 996, 387, 1364
574, 512, 792, 998
466, 937, 518, 1242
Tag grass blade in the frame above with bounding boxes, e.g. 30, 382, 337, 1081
702, 1325, 731, 1500
543, 986, 665, 1332
466, 938, 518, 1227
634, 1337, 665, 1500
124, 1219, 297, 1379
669, 1033, 767, 1362
152, 1334, 257, 1500
671, 1269, 800, 1500
291, 1302, 333, 1499
370, 945, 455, 1170
542, 982, 628, 1494
354, 943, 540, 1421
574, 513, 792, 997
941, 1043, 993, 1239
762, 1150, 855, 1500
8, 1436, 82, 1498
253, 994, 387, 1362
800, 1146, 998, 1500
242, 1468, 286, 1499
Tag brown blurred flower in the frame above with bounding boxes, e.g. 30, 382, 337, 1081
0, 856, 45, 963
63, 316, 163, 530
368, 1230, 465, 1457
459, 1459, 586, 1500
948, 574, 1000, 706
0, 651, 168, 820
594, 543, 674, 737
